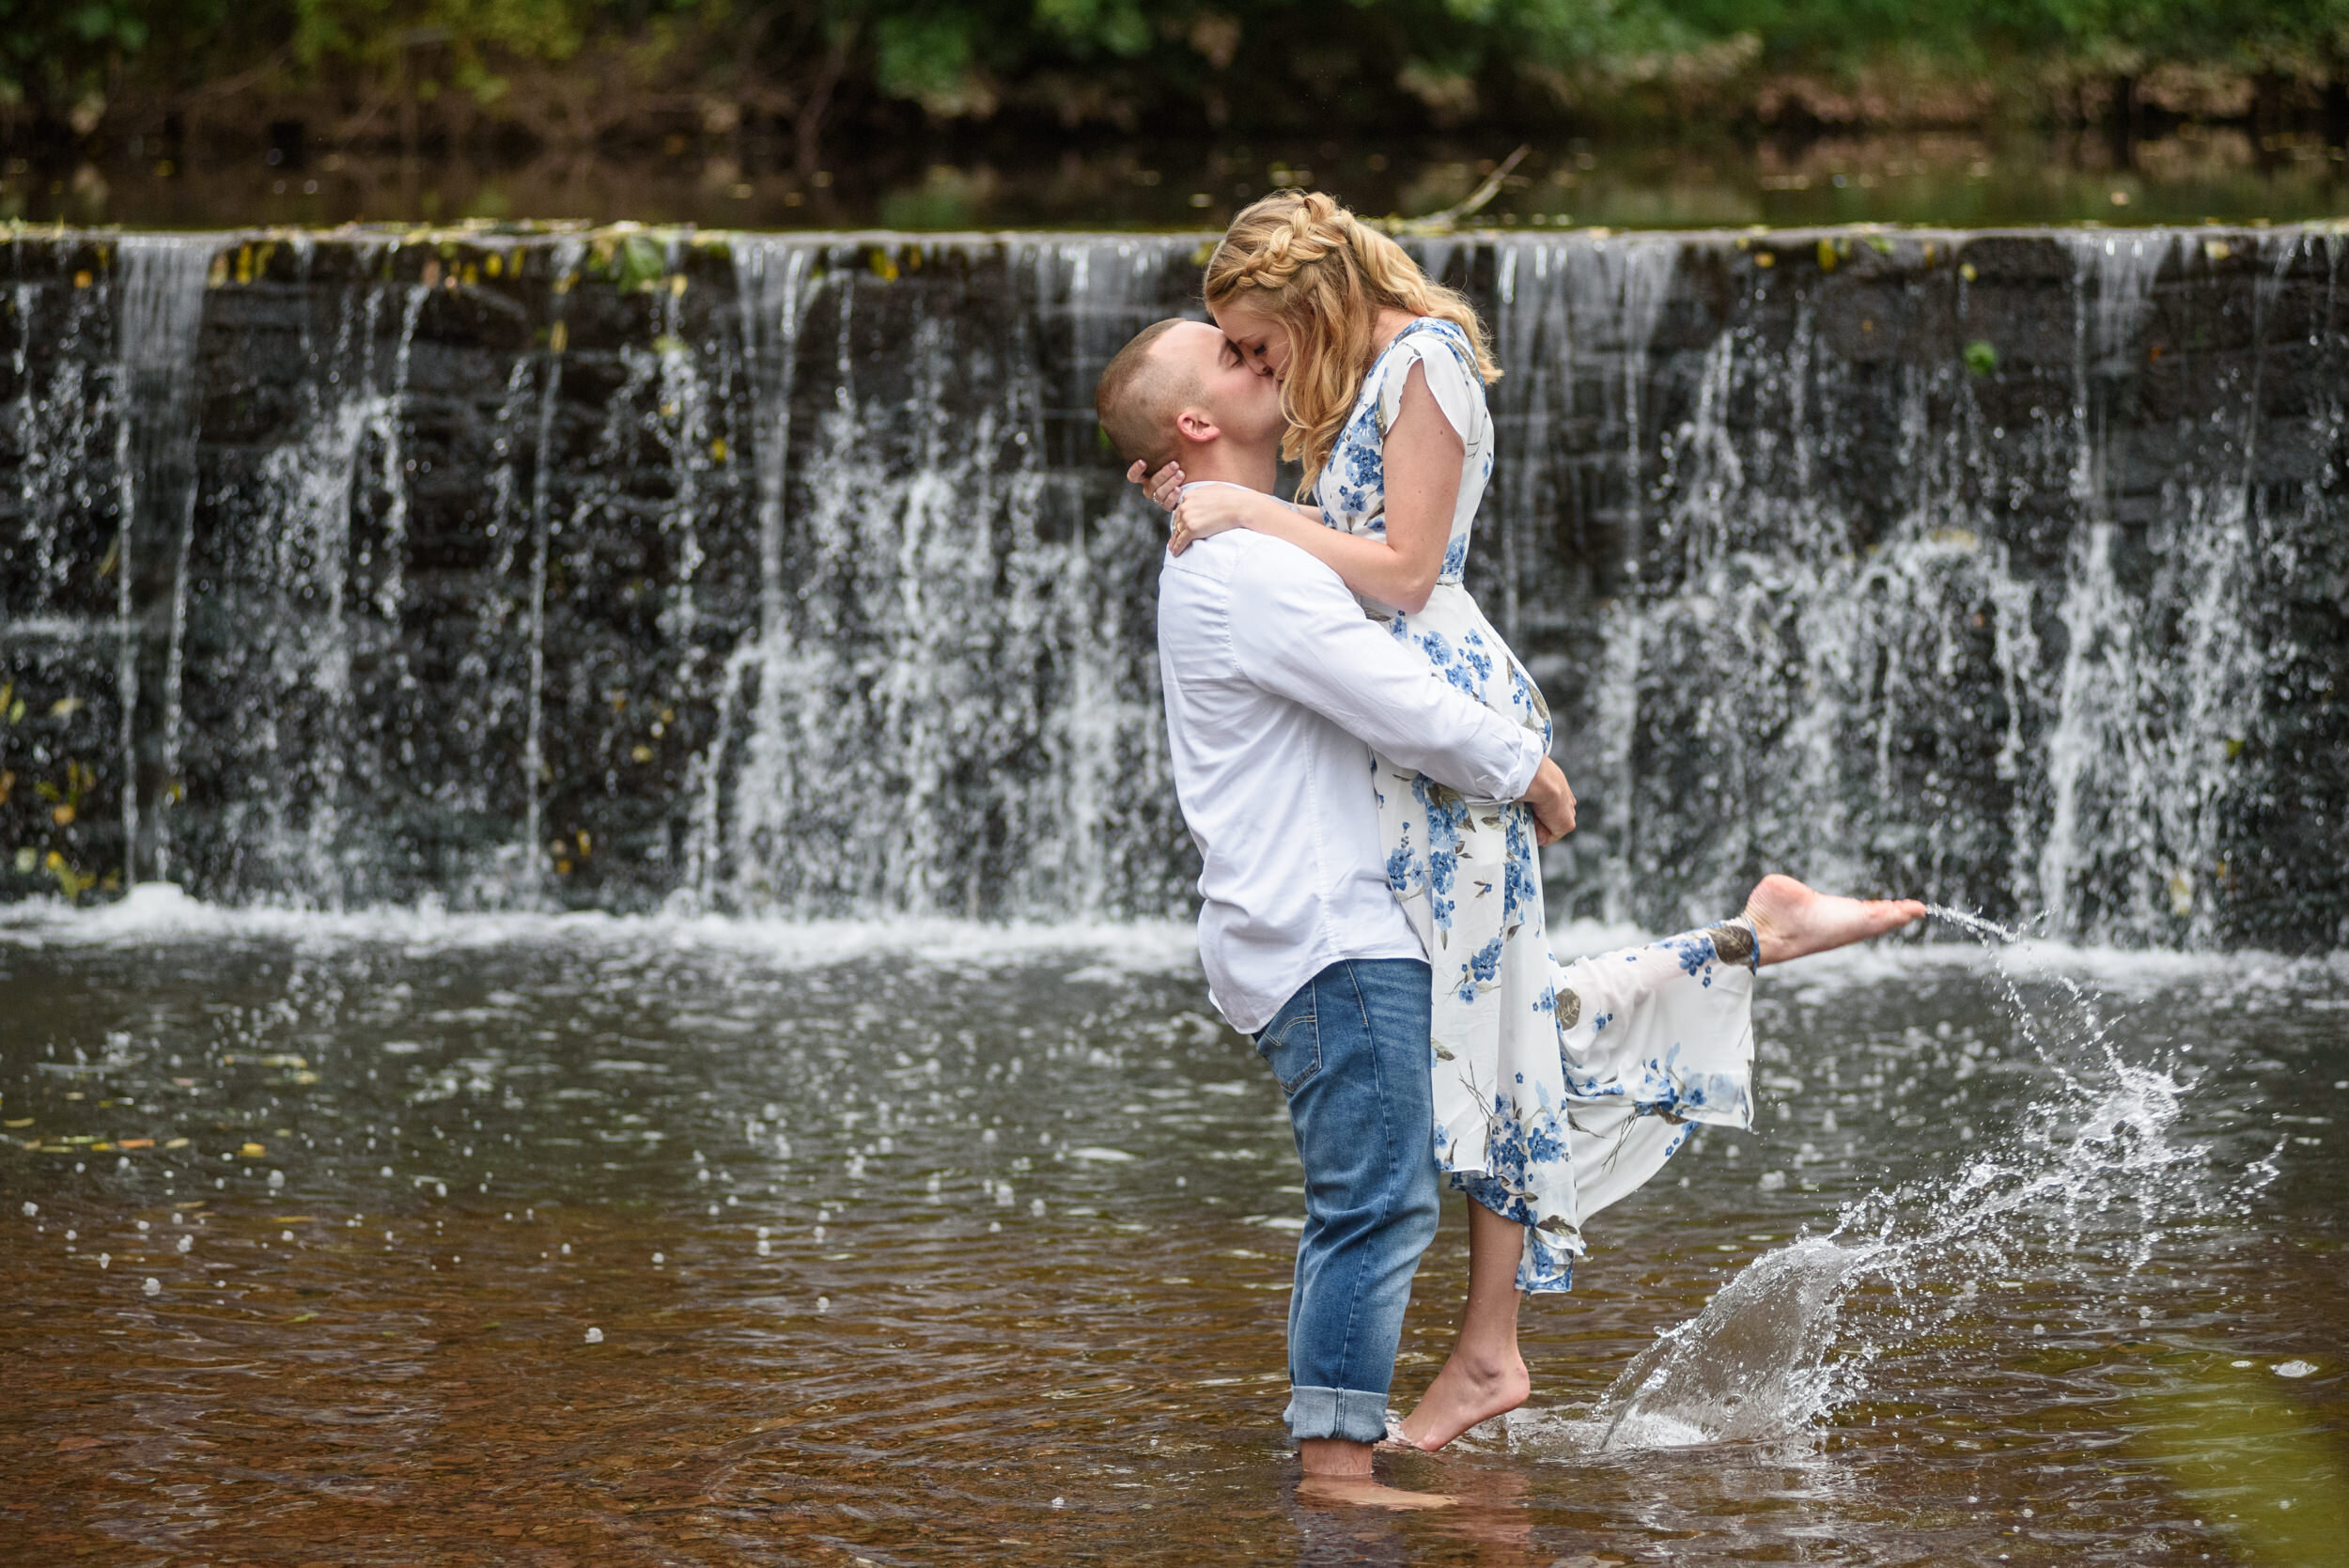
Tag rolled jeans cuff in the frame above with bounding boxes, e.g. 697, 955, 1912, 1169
1284, 1384, 1391, 1444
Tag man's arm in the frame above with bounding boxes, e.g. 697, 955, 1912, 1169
1221, 537, 1570, 835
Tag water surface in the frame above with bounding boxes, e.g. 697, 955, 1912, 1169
3, 905, 2343, 1563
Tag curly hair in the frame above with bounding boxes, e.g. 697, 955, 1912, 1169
1204, 190, 1499, 498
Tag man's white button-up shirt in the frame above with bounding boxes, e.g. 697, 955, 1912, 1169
1155, 528, 1546, 1033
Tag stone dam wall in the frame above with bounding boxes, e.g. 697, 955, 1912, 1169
3, 224, 2345, 948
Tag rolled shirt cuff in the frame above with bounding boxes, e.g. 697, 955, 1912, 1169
1283, 1384, 1392, 1444
1492, 727, 1545, 803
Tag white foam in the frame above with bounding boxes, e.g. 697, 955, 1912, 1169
0, 891, 1201, 974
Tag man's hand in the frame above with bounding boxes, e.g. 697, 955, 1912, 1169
1522, 756, 1576, 845
1125, 458, 1185, 511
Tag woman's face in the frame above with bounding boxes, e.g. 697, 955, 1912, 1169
1211, 302, 1292, 381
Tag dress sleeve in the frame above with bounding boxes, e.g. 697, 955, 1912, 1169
1376, 332, 1485, 447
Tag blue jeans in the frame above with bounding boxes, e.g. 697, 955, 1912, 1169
1253, 957, 1442, 1444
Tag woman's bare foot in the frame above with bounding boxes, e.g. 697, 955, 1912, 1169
1744, 874, 1927, 966
1394, 1347, 1532, 1452
1297, 1474, 1458, 1511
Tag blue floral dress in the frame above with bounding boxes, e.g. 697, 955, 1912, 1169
1317, 318, 1759, 1291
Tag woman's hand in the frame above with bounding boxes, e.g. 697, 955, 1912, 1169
1126, 458, 1185, 512
1168, 484, 1287, 555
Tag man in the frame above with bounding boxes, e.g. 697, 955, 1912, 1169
1097, 318, 1922, 1504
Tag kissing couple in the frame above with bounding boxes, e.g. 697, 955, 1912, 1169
1097, 191, 1923, 1507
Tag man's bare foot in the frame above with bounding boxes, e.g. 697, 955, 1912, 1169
1394, 1348, 1532, 1452
1297, 1474, 1458, 1511
1745, 874, 1927, 966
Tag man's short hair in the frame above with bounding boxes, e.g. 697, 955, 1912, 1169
1095, 318, 1198, 470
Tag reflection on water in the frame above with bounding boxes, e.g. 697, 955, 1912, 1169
3, 903, 2344, 1563
14, 130, 2349, 232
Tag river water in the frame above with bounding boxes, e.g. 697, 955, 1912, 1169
3, 897, 2342, 1564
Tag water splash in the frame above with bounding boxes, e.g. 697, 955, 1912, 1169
1532, 904, 2217, 1454
1591, 1235, 1874, 1449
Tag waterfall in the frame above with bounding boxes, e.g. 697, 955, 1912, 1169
1, 225, 2341, 948
117, 237, 219, 887
661, 235, 1189, 919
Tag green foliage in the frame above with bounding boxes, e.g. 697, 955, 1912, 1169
11, 1, 2349, 131
0, 0, 148, 110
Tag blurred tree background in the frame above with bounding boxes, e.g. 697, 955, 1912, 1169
10, 1, 2349, 166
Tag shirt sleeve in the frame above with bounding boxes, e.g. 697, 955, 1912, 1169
1223, 537, 1543, 803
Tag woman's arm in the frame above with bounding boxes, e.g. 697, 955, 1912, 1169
1170, 363, 1463, 614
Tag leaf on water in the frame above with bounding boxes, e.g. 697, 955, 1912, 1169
163, 1138, 190, 1150
54, 1436, 104, 1452
49, 696, 83, 719
239, 1142, 265, 1158
3, 1118, 29, 1128
289, 1312, 319, 1323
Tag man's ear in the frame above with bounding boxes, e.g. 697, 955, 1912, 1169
1173, 406, 1221, 446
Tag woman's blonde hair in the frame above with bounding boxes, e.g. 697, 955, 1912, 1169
1204, 190, 1500, 498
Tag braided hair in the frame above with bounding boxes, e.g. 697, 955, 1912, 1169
1204, 191, 1499, 498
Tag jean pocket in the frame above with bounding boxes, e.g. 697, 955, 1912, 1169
1254, 998, 1322, 1095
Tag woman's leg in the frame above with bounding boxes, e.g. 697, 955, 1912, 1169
1394, 1194, 1532, 1451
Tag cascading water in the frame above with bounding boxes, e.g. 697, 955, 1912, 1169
670, 236, 1183, 918
112, 237, 215, 887
2, 225, 2343, 946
